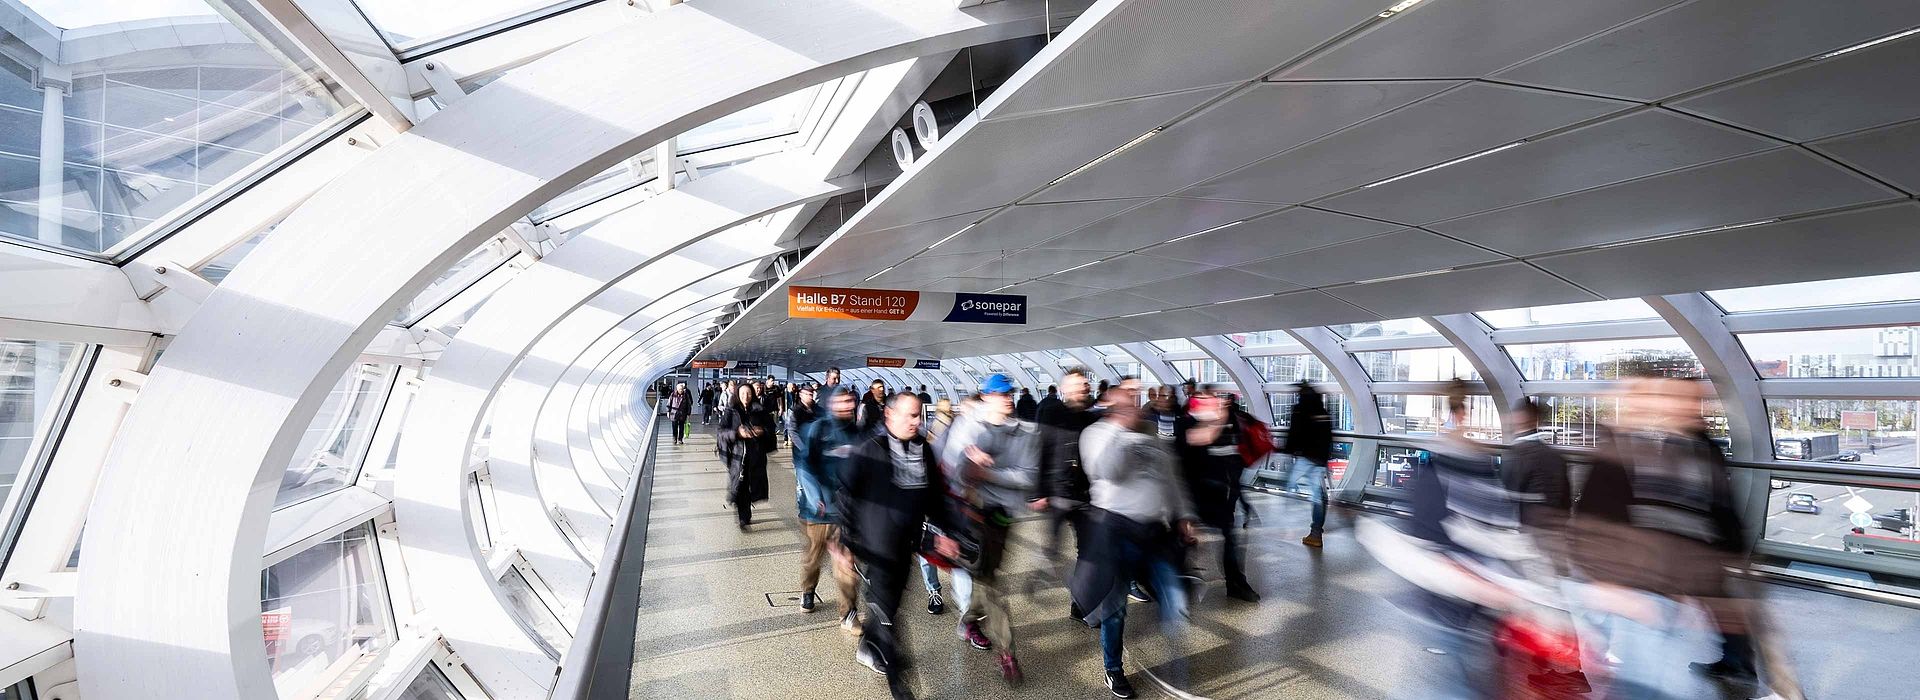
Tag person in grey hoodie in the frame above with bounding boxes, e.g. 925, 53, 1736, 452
1071, 379, 1197, 699
937, 373, 1039, 686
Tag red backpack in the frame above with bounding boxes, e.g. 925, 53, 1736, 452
1236, 414, 1275, 467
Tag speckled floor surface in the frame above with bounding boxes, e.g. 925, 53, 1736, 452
629, 425, 1920, 699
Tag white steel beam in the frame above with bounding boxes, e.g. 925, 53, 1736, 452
1191, 335, 1274, 424
1426, 314, 1526, 441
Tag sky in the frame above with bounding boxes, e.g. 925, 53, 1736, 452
21, 0, 215, 29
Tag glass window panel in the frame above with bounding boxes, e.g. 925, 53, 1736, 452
0, 8, 348, 255
1532, 394, 1622, 448
1504, 337, 1703, 381
1250, 354, 1334, 383
1327, 318, 1436, 339
0, 57, 37, 110
1766, 399, 1918, 469
1352, 347, 1481, 382
261, 523, 393, 699
1762, 478, 1917, 554
1709, 272, 1920, 313
1376, 394, 1501, 440
1477, 298, 1659, 328
276, 364, 393, 508
1739, 327, 1920, 379
396, 665, 462, 700
0, 339, 80, 562
349, 0, 580, 49
676, 88, 815, 153
499, 567, 569, 658
1151, 338, 1198, 353
1228, 329, 1299, 347
0, 107, 38, 157
1270, 393, 1355, 432
198, 227, 273, 284
1168, 358, 1238, 390
1374, 445, 1429, 488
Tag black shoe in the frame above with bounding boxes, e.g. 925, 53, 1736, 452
1106, 670, 1136, 698
1128, 583, 1152, 603
1688, 661, 1757, 687
887, 674, 917, 700
800, 590, 817, 612
926, 592, 945, 615
1226, 584, 1262, 603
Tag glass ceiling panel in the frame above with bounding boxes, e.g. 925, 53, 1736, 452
1327, 318, 1436, 339
1708, 271, 1920, 314
1150, 338, 1197, 353
348, 0, 585, 51
1477, 299, 1659, 329
1, 0, 349, 256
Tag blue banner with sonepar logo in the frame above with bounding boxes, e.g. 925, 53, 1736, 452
942, 292, 1027, 324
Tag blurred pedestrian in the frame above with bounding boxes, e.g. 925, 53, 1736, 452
796, 387, 859, 623
718, 383, 772, 530
1034, 368, 1100, 591
1283, 382, 1335, 546
839, 393, 962, 700
859, 379, 888, 434
1016, 388, 1038, 421
940, 373, 1040, 685
667, 382, 693, 445
1175, 388, 1259, 601
1072, 379, 1198, 698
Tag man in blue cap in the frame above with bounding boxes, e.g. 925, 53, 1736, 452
939, 373, 1040, 686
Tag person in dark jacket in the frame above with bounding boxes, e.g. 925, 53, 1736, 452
1032, 368, 1100, 589
700, 383, 719, 424
1282, 381, 1335, 546
915, 385, 933, 406
1035, 385, 1064, 421
1174, 388, 1258, 602
838, 392, 960, 700
1572, 376, 1757, 694
718, 384, 771, 530
666, 382, 693, 444
1015, 388, 1038, 421
857, 379, 887, 434
788, 384, 819, 461
795, 388, 858, 619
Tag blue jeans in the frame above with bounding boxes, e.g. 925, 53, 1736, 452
916, 555, 971, 608
1286, 456, 1328, 533
1099, 535, 1189, 671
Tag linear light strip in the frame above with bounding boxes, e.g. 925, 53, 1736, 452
1594, 218, 1779, 249
1352, 267, 1453, 285
926, 222, 980, 251
1160, 220, 1245, 246
1376, 0, 1424, 18
861, 265, 895, 283
1815, 27, 1920, 60
1361, 141, 1525, 189
1049, 128, 1163, 186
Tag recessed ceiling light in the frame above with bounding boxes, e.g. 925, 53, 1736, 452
1161, 220, 1246, 245
1050, 128, 1163, 186
1353, 268, 1453, 285
1214, 293, 1274, 305
1814, 27, 1920, 60
927, 222, 979, 251
1362, 141, 1525, 188
1594, 218, 1779, 248
1054, 259, 1102, 275
1376, 0, 1424, 18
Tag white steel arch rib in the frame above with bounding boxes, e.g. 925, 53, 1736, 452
74, 2, 1072, 698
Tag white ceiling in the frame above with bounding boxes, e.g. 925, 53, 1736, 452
703, 0, 1920, 369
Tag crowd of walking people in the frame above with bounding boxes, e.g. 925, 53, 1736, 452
669, 364, 1792, 700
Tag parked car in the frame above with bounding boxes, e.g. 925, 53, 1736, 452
1829, 450, 1862, 463
1769, 478, 1792, 490
1785, 493, 1821, 515
1874, 507, 1914, 534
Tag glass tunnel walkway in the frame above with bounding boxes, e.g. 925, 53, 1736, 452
609, 419, 1918, 700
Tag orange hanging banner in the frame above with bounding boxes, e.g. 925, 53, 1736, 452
789, 286, 921, 321
866, 357, 907, 368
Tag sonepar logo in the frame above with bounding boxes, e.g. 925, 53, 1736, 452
960, 299, 1022, 312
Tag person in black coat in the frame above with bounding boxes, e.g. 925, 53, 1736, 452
718, 384, 772, 529
666, 382, 693, 445
1174, 390, 1258, 602
837, 392, 960, 700
1033, 368, 1101, 587
1281, 382, 1335, 546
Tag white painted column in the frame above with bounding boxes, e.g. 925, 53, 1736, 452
35, 67, 67, 247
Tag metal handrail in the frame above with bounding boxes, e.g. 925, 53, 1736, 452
550, 400, 664, 699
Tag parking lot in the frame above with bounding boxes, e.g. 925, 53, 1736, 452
1764, 480, 1920, 551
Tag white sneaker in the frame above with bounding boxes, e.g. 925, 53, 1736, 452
855, 644, 887, 675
